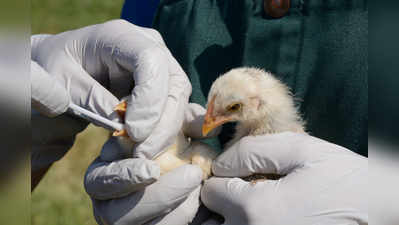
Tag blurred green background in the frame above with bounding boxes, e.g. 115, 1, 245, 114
31, 0, 124, 224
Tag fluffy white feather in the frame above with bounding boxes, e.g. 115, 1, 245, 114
206, 67, 305, 146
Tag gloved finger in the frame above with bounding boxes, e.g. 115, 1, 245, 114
99, 136, 133, 162
201, 177, 248, 221
133, 72, 191, 159
183, 103, 222, 139
56, 59, 122, 124
31, 61, 70, 117
144, 186, 201, 225
92, 164, 203, 225
201, 177, 279, 225
84, 156, 160, 200
135, 26, 166, 46
122, 46, 170, 142
212, 132, 317, 177
93, 20, 171, 142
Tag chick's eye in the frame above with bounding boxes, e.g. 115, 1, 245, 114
228, 103, 242, 112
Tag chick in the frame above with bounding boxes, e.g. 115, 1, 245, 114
112, 67, 304, 181
202, 67, 305, 147
202, 67, 305, 182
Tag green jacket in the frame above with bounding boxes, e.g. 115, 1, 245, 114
153, 0, 368, 156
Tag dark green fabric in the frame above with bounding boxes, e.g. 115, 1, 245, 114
153, 0, 368, 156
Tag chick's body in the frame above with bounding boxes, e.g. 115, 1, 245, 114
111, 67, 304, 181
110, 107, 217, 180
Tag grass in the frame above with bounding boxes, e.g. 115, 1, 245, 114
31, 126, 109, 225
31, 0, 124, 224
32, 0, 124, 34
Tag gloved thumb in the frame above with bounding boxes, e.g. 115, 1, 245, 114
183, 103, 221, 139
31, 60, 70, 117
201, 177, 279, 225
212, 132, 317, 177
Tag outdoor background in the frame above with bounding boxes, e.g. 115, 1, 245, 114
31, 0, 124, 224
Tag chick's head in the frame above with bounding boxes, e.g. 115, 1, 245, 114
202, 67, 304, 137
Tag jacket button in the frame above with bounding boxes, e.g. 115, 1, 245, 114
264, 0, 290, 18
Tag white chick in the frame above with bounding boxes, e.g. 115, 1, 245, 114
112, 67, 305, 181
202, 67, 305, 182
202, 67, 305, 147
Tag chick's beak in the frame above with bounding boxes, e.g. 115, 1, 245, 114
202, 96, 232, 137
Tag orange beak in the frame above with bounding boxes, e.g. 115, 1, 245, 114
202, 96, 232, 137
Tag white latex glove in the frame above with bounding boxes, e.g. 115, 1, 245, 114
86, 158, 202, 225
85, 103, 220, 225
201, 132, 368, 225
31, 60, 70, 117
31, 20, 191, 171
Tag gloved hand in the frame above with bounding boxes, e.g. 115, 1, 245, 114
31, 19, 191, 172
85, 103, 220, 225
201, 132, 368, 225
86, 156, 202, 225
